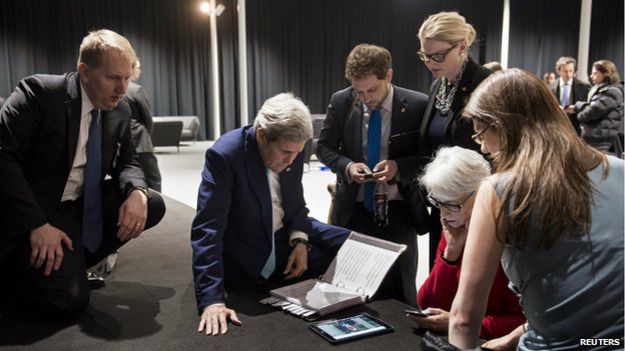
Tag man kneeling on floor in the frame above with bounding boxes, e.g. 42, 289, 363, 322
191, 93, 350, 335
0, 29, 166, 317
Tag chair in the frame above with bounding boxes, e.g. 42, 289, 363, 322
153, 116, 201, 143
152, 120, 183, 152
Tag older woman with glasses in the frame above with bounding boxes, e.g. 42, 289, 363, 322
416, 11, 493, 267
411, 146, 525, 341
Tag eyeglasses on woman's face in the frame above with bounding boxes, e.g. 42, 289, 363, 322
427, 191, 474, 213
417, 42, 460, 63
471, 124, 495, 145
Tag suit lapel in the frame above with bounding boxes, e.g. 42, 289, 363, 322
390, 86, 409, 135
65, 73, 81, 171
244, 127, 273, 240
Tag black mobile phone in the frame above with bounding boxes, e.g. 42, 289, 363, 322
362, 172, 374, 179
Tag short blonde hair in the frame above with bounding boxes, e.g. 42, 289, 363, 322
254, 93, 312, 143
78, 29, 138, 70
418, 11, 477, 47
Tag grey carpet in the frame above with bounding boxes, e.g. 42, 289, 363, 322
0, 196, 423, 350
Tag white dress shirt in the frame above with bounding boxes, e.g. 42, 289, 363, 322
61, 83, 96, 201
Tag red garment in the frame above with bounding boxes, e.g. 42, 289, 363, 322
417, 232, 525, 339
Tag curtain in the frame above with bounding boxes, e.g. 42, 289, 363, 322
245, 0, 503, 115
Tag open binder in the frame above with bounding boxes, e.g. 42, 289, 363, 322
265, 232, 406, 318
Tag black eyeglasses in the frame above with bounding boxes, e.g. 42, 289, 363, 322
427, 192, 474, 213
471, 124, 495, 145
417, 42, 460, 63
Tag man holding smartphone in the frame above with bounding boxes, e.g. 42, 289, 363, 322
317, 44, 429, 306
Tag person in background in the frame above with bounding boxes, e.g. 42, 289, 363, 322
416, 11, 492, 269
551, 56, 590, 134
0, 29, 165, 317
192, 93, 350, 335
411, 146, 524, 340
125, 61, 162, 192
484, 61, 502, 72
542, 72, 556, 86
317, 44, 429, 306
574, 59, 624, 154
449, 69, 623, 350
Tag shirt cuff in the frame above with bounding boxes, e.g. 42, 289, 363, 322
208, 302, 226, 308
289, 230, 308, 245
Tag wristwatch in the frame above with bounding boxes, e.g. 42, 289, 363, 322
290, 238, 311, 251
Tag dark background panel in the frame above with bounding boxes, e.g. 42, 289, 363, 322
588, 0, 624, 77
0, 0, 622, 140
508, 0, 582, 77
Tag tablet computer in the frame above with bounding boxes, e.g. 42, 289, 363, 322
308, 313, 393, 344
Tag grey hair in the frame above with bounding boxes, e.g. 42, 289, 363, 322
419, 146, 490, 200
253, 93, 312, 143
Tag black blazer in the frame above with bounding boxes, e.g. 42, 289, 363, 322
317, 85, 430, 232
418, 57, 491, 167
551, 77, 591, 132
125, 81, 155, 153
0, 72, 145, 255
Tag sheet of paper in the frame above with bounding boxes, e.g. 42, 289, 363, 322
325, 236, 403, 297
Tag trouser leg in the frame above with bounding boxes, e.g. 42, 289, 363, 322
138, 152, 162, 192
85, 180, 165, 268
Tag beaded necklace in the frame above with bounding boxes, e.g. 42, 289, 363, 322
435, 59, 468, 116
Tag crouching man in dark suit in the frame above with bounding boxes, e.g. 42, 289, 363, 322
191, 93, 350, 335
0, 29, 165, 317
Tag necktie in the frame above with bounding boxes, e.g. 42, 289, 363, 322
560, 83, 570, 106
364, 109, 381, 211
261, 170, 279, 279
82, 109, 103, 253
260, 231, 276, 279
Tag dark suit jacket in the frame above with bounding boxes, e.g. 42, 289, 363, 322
551, 77, 591, 107
551, 77, 591, 132
0, 72, 146, 257
418, 57, 491, 166
191, 126, 345, 311
316, 85, 429, 232
125, 82, 154, 153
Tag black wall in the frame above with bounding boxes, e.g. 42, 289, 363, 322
0, 0, 622, 139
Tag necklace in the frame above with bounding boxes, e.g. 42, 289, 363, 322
435, 59, 468, 116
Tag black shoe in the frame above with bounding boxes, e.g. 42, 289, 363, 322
87, 272, 106, 290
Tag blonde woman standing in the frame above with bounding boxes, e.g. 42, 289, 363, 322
416, 11, 492, 266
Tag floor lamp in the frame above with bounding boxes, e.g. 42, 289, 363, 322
200, 1, 225, 140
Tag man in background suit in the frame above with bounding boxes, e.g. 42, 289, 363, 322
551, 56, 591, 134
317, 44, 429, 306
126, 62, 162, 192
191, 93, 349, 335
0, 29, 165, 317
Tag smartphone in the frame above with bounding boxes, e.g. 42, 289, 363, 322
404, 309, 431, 317
362, 172, 374, 179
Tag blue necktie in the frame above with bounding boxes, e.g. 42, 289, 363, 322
560, 83, 570, 106
82, 109, 103, 253
364, 109, 381, 211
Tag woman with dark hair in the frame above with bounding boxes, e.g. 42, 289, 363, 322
574, 59, 624, 153
448, 68, 624, 350
416, 11, 492, 267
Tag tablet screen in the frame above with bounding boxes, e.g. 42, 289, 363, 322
309, 313, 393, 343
